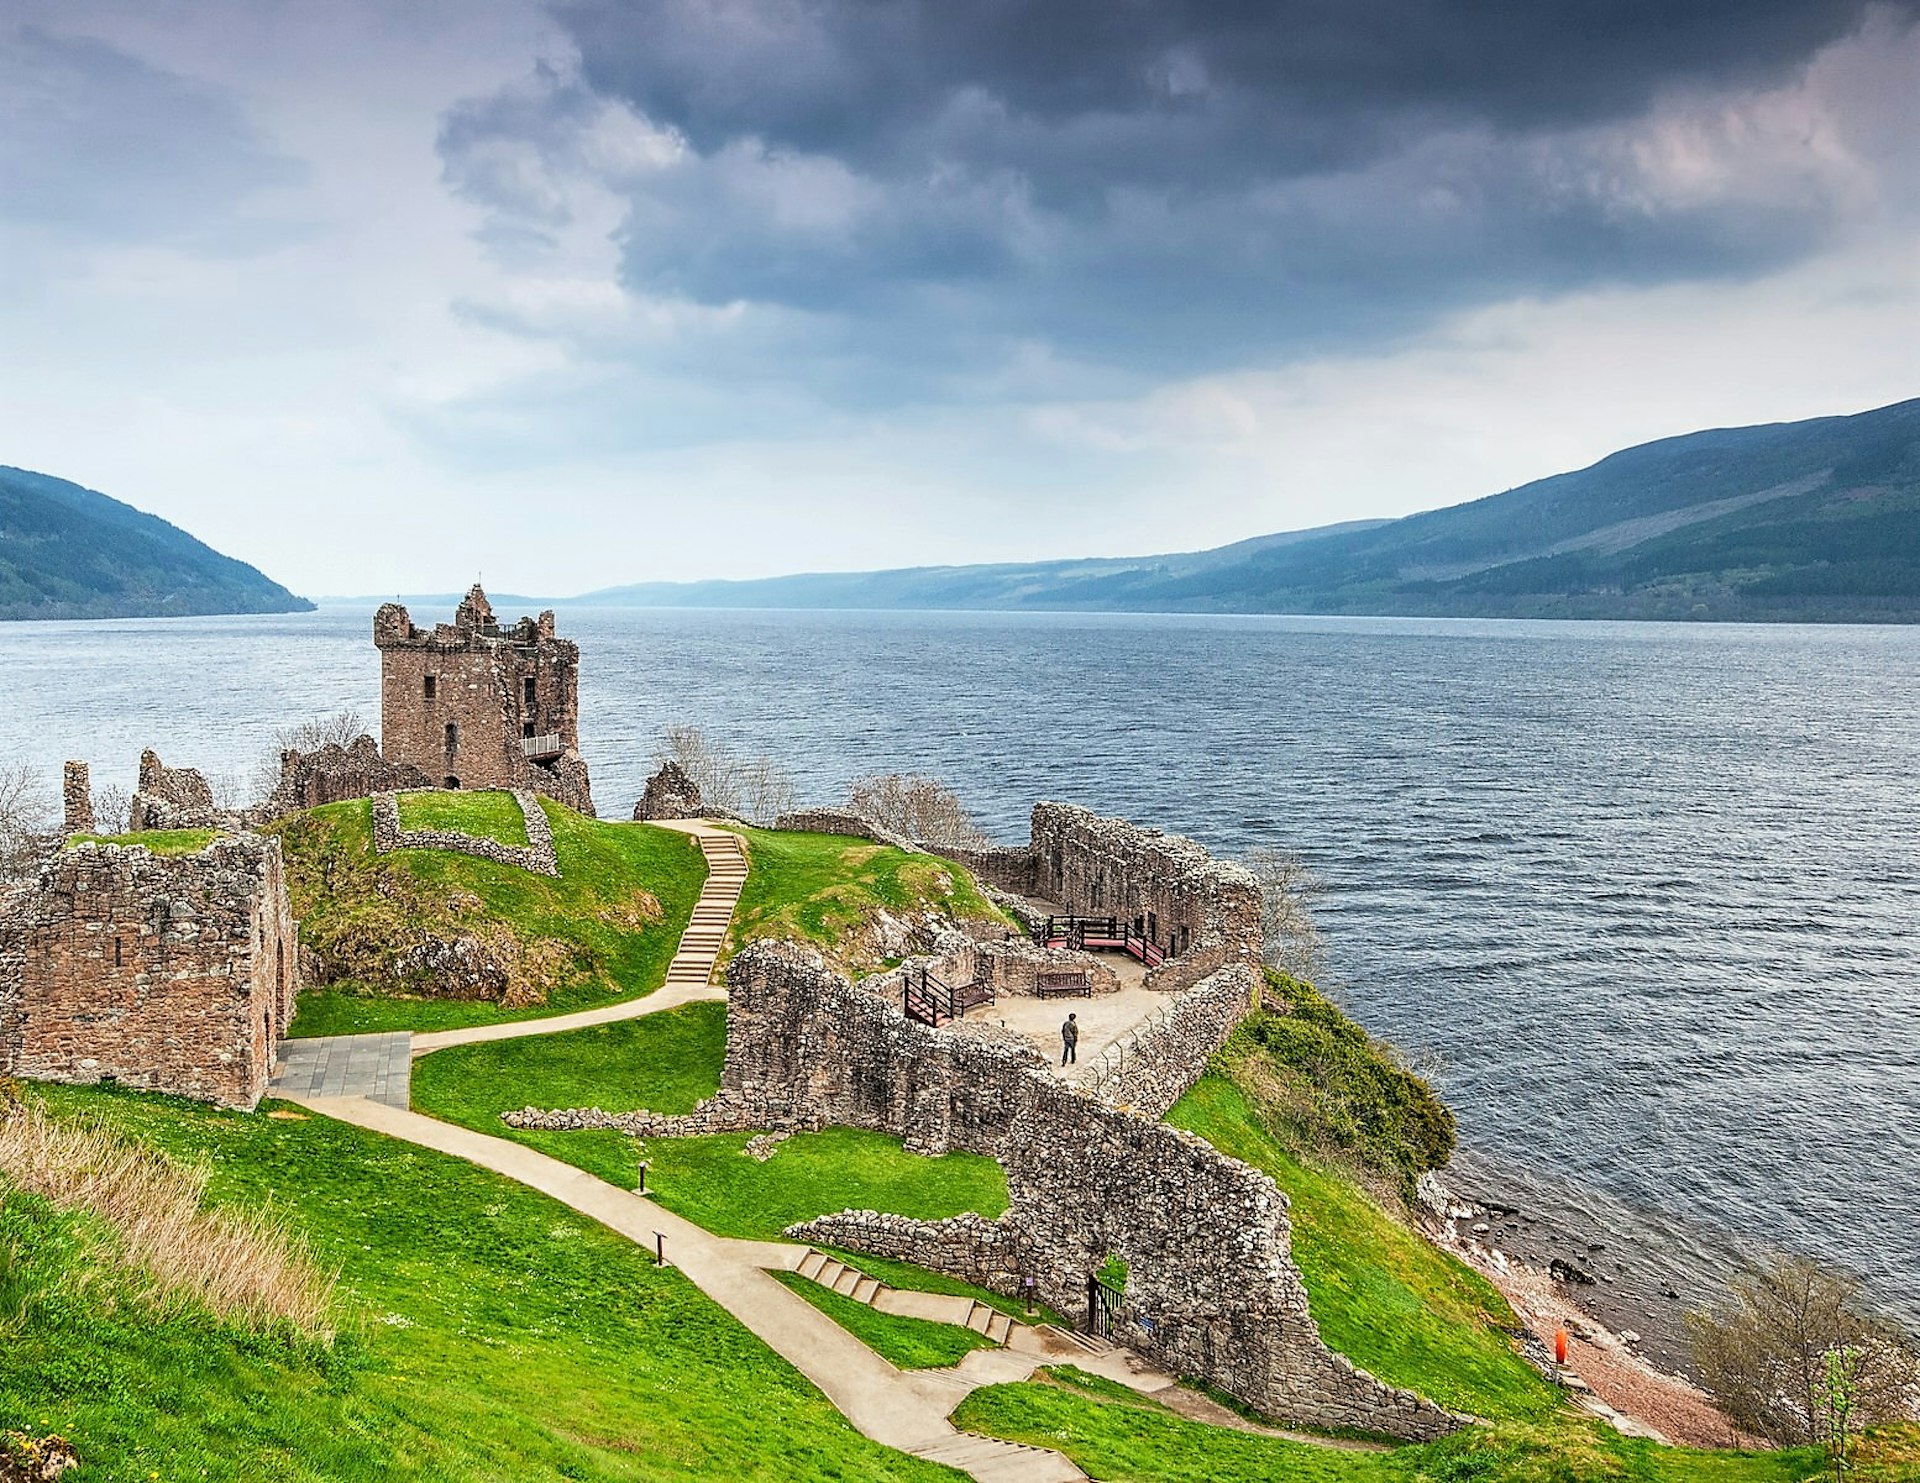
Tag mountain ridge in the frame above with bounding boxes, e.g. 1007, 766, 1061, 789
0, 466, 313, 621
575, 396, 1920, 622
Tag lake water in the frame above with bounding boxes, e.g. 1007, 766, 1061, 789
4, 605, 1916, 1342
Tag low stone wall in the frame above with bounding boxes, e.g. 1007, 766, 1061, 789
930, 935, 1121, 997
1073, 963, 1258, 1115
369, 790, 559, 876
261, 735, 432, 821
518, 941, 1460, 1439
0, 833, 299, 1109
773, 808, 920, 853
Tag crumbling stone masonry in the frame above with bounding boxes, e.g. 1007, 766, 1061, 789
952, 803, 1264, 990
62, 762, 93, 835
261, 735, 432, 820
773, 808, 922, 854
370, 790, 559, 877
127, 749, 222, 833
510, 942, 1461, 1440
374, 584, 594, 816
634, 761, 705, 822
0, 834, 299, 1109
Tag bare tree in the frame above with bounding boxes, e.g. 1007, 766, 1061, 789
1687, 1253, 1918, 1446
0, 763, 56, 886
1243, 845, 1326, 982
251, 709, 371, 801
90, 780, 131, 838
843, 773, 989, 850
655, 725, 794, 826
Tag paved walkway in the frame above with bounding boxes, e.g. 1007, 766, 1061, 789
286, 1092, 1085, 1482
271, 1032, 411, 1107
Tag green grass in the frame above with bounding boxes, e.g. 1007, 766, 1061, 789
273, 797, 706, 1037
636, 1128, 1007, 1243
394, 788, 529, 845
954, 1369, 1823, 1483
819, 1249, 1070, 1330
3, 1082, 960, 1482
724, 827, 1012, 973
1170, 1071, 1557, 1423
409, 1004, 728, 1189
66, 828, 217, 855
771, 1272, 996, 1370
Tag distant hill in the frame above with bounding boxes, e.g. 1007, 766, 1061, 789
581, 397, 1920, 622
0, 467, 313, 621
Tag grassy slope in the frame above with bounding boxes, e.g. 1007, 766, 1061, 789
770, 1273, 997, 1370
408, 1005, 1008, 1241
1170, 1072, 1555, 1423
276, 796, 706, 1037
3, 1083, 958, 1482
955, 1371, 1822, 1483
723, 827, 1012, 972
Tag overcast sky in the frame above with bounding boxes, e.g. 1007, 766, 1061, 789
2, 0, 1916, 597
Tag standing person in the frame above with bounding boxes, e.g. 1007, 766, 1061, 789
1061, 1012, 1079, 1066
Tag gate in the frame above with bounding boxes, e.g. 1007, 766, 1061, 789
1086, 1272, 1125, 1343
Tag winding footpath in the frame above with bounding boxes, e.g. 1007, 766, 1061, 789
272, 819, 1091, 1482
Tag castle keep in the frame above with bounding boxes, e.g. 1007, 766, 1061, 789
373, 585, 594, 816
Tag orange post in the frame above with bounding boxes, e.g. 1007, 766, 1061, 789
1554, 1328, 1569, 1366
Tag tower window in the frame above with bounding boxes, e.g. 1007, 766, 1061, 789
524, 676, 537, 708
444, 722, 458, 753
423, 674, 437, 701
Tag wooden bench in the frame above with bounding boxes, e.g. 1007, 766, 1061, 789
1036, 969, 1092, 999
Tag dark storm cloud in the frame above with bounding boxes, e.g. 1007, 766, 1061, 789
556, 0, 1890, 190
0, 27, 302, 245
440, 0, 1914, 385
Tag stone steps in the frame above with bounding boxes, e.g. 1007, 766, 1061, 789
791, 1249, 1025, 1352
907, 1433, 1087, 1482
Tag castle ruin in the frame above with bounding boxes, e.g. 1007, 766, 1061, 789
0, 832, 299, 1110
373, 584, 593, 816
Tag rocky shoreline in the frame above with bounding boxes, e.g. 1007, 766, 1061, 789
1415, 1152, 1754, 1447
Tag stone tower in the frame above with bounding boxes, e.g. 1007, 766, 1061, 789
372, 585, 594, 815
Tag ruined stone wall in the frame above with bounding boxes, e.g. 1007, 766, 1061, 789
933, 935, 1121, 997
127, 750, 222, 833
526, 942, 1455, 1439
261, 735, 432, 820
773, 808, 921, 853
374, 586, 593, 816
1070, 964, 1258, 1116
369, 791, 560, 877
0, 834, 299, 1109
955, 804, 1262, 991
62, 762, 93, 835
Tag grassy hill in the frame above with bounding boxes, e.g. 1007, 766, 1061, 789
575, 397, 1920, 622
269, 795, 708, 1038
0, 465, 312, 621
1, 1083, 957, 1483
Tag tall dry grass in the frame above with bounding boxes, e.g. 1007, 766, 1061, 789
0, 1100, 334, 1336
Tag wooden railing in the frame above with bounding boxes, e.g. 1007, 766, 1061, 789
521, 733, 563, 761
1033, 915, 1168, 968
903, 965, 994, 1027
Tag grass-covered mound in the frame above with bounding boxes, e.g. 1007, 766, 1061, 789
393, 787, 529, 844
723, 827, 1013, 974
271, 795, 706, 1037
954, 1367, 1824, 1483
2, 1084, 958, 1482
409, 1005, 1009, 1241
